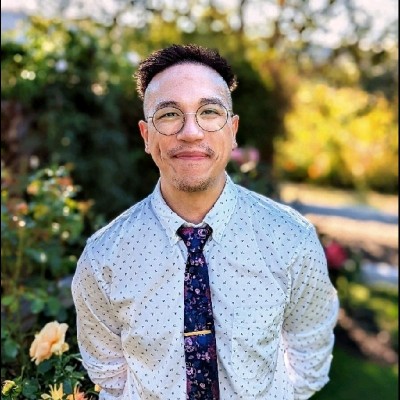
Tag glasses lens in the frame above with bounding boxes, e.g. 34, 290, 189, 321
196, 103, 228, 132
151, 104, 229, 135
153, 107, 184, 136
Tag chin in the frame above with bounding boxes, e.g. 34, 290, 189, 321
174, 176, 216, 193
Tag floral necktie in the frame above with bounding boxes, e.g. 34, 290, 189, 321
177, 225, 220, 400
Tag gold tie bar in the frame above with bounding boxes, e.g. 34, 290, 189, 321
183, 330, 212, 337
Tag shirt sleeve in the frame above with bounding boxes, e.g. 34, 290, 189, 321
71, 244, 127, 399
282, 226, 339, 400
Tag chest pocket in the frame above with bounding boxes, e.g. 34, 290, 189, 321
231, 304, 285, 387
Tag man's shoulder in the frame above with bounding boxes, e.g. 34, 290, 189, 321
235, 184, 313, 232
87, 195, 151, 246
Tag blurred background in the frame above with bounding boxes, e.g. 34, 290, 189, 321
1, 0, 398, 399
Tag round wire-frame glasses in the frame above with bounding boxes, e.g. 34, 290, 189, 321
147, 103, 233, 136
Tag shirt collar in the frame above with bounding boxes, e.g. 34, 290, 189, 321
150, 174, 238, 245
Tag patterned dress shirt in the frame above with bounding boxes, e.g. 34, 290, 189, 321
71, 174, 339, 400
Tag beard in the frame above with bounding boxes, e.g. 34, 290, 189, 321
173, 175, 217, 192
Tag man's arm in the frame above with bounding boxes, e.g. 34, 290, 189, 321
71, 245, 127, 399
282, 226, 339, 400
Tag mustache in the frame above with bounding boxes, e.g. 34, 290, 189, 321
167, 145, 215, 158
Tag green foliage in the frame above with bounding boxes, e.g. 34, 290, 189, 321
2, 17, 159, 220
321, 236, 398, 356
313, 347, 398, 400
275, 80, 398, 193
317, 235, 398, 399
338, 279, 399, 353
1, 8, 398, 399
1, 15, 298, 220
2, 5, 397, 224
2, 351, 95, 400
1, 165, 93, 391
230, 56, 293, 163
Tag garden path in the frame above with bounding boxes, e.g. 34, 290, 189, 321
280, 183, 398, 274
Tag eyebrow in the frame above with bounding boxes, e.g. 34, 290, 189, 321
154, 97, 226, 112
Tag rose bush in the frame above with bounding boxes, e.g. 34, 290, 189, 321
1, 322, 98, 400
1, 165, 100, 399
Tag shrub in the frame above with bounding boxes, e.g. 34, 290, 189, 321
1, 165, 93, 390
1, 17, 158, 221
1, 321, 98, 399
275, 81, 398, 193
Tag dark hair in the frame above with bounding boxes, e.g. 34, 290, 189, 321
134, 44, 238, 100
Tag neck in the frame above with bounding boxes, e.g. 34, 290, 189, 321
160, 176, 226, 224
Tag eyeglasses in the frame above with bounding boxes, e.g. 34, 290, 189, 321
147, 103, 233, 136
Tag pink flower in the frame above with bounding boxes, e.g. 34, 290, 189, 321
230, 147, 260, 173
324, 240, 348, 270
230, 147, 245, 164
231, 147, 260, 164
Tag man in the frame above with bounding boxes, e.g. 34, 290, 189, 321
72, 44, 339, 400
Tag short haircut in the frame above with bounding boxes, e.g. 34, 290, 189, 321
134, 44, 238, 100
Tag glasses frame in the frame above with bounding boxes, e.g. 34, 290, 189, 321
146, 103, 234, 136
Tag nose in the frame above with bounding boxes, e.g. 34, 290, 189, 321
176, 113, 205, 141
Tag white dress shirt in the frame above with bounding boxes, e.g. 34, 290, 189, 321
72, 175, 339, 400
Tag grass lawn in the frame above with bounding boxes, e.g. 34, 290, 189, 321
313, 346, 398, 400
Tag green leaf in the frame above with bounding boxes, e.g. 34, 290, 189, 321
37, 358, 53, 374
30, 297, 45, 314
1, 326, 8, 339
3, 338, 20, 359
1, 295, 15, 306
25, 247, 48, 264
45, 297, 62, 317
21, 379, 39, 399
63, 379, 73, 395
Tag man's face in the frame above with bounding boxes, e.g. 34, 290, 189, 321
139, 63, 239, 194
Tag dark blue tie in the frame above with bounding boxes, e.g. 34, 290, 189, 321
177, 225, 220, 400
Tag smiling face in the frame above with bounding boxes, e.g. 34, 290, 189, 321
139, 62, 239, 196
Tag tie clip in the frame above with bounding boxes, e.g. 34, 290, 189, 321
184, 330, 212, 337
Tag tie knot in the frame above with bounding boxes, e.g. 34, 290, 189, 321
177, 225, 212, 253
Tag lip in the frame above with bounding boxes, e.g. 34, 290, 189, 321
173, 151, 210, 160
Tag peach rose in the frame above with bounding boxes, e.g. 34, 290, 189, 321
30, 321, 69, 365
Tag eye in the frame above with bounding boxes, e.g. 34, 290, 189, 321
157, 111, 179, 119
202, 109, 219, 115
198, 104, 224, 117
154, 107, 182, 121
160, 112, 176, 119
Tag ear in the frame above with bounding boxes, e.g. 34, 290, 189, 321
138, 120, 150, 154
230, 114, 239, 149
